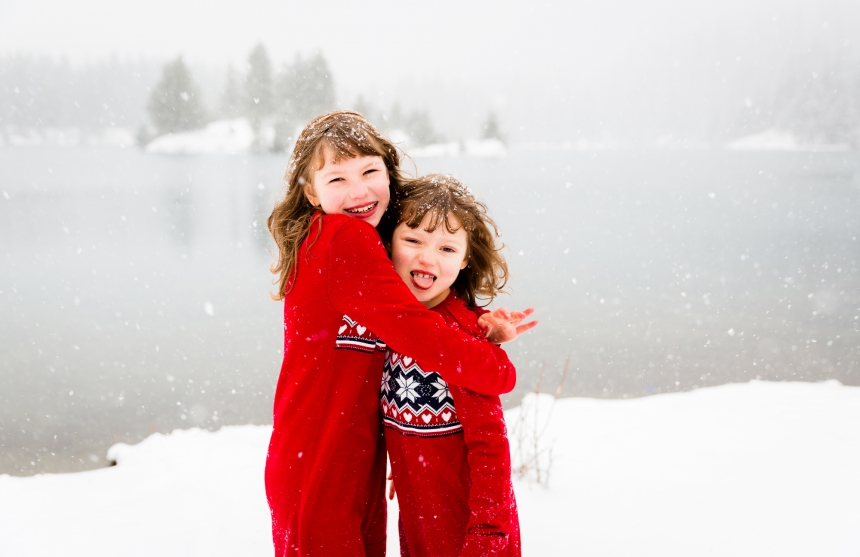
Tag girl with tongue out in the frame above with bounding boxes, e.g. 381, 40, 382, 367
382, 173, 527, 557
264, 111, 534, 557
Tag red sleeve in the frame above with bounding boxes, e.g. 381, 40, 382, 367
453, 386, 515, 557
326, 218, 516, 395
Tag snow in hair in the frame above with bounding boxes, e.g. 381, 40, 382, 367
394, 173, 508, 308
268, 111, 403, 300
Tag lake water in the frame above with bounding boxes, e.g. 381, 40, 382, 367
1, 146, 858, 475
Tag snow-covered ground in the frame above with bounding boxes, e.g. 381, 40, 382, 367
727, 129, 851, 152
145, 118, 258, 155
0, 126, 136, 148
409, 138, 507, 158
1, 380, 858, 556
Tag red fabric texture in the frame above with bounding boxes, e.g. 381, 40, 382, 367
265, 214, 517, 557
384, 293, 521, 557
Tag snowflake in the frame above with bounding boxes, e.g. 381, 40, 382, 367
431, 377, 450, 402
396, 374, 419, 402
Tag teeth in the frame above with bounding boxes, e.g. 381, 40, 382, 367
347, 203, 376, 214
411, 272, 436, 280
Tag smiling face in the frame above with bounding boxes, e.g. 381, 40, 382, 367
390, 212, 469, 309
304, 146, 391, 227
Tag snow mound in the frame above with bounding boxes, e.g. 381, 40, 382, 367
1, 381, 858, 557
1, 126, 135, 148
145, 119, 256, 155
727, 129, 850, 152
410, 139, 507, 158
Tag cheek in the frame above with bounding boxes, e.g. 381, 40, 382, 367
444, 260, 462, 278
390, 246, 410, 275
370, 176, 391, 206
315, 186, 345, 211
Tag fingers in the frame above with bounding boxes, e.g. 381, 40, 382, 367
492, 307, 512, 320
508, 308, 535, 322
387, 471, 396, 500
477, 318, 494, 335
515, 320, 539, 335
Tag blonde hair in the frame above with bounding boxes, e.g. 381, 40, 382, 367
390, 173, 508, 308
267, 111, 404, 299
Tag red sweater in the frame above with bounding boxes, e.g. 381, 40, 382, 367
383, 293, 521, 557
265, 214, 517, 557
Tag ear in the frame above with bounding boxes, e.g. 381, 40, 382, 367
460, 256, 469, 270
303, 180, 320, 207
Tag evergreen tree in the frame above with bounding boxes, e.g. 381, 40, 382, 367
277, 51, 336, 126
383, 102, 405, 131
244, 43, 274, 128
404, 109, 441, 146
482, 112, 504, 142
352, 95, 377, 122
272, 51, 337, 151
146, 56, 206, 135
218, 65, 243, 119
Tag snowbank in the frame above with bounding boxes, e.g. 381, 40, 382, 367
409, 138, 507, 158
145, 119, 257, 155
727, 129, 851, 152
0, 126, 135, 148
1, 381, 858, 557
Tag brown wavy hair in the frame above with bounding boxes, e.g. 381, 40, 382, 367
267, 111, 404, 300
389, 173, 508, 308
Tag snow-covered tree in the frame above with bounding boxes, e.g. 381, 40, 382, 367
276, 51, 336, 126
352, 95, 377, 122
146, 56, 206, 135
403, 109, 441, 146
272, 51, 337, 151
773, 65, 860, 146
482, 112, 504, 143
244, 44, 274, 128
218, 65, 243, 120
363, 101, 442, 146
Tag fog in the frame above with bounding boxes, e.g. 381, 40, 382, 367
3, 0, 860, 143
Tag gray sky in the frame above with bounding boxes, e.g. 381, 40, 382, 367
2, 0, 859, 141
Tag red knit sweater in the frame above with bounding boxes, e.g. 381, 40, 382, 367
265, 214, 517, 557
383, 293, 521, 557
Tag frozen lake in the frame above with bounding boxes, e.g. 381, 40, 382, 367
1, 146, 858, 475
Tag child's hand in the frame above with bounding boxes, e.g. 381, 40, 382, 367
478, 307, 538, 344
387, 471, 396, 500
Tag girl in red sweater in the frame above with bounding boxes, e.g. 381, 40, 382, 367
265, 112, 527, 557
382, 174, 531, 557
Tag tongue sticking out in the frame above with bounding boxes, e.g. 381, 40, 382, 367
411, 272, 435, 290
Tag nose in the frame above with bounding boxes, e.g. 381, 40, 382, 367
348, 179, 369, 199
417, 247, 436, 266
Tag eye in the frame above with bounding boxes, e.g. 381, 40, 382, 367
441, 246, 457, 253
328, 177, 344, 184
364, 168, 378, 175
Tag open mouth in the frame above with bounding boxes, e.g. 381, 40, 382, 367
410, 270, 436, 290
344, 202, 377, 216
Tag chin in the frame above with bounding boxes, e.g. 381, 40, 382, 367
410, 290, 432, 303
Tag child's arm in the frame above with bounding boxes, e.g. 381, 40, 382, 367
326, 218, 516, 395
452, 385, 516, 557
